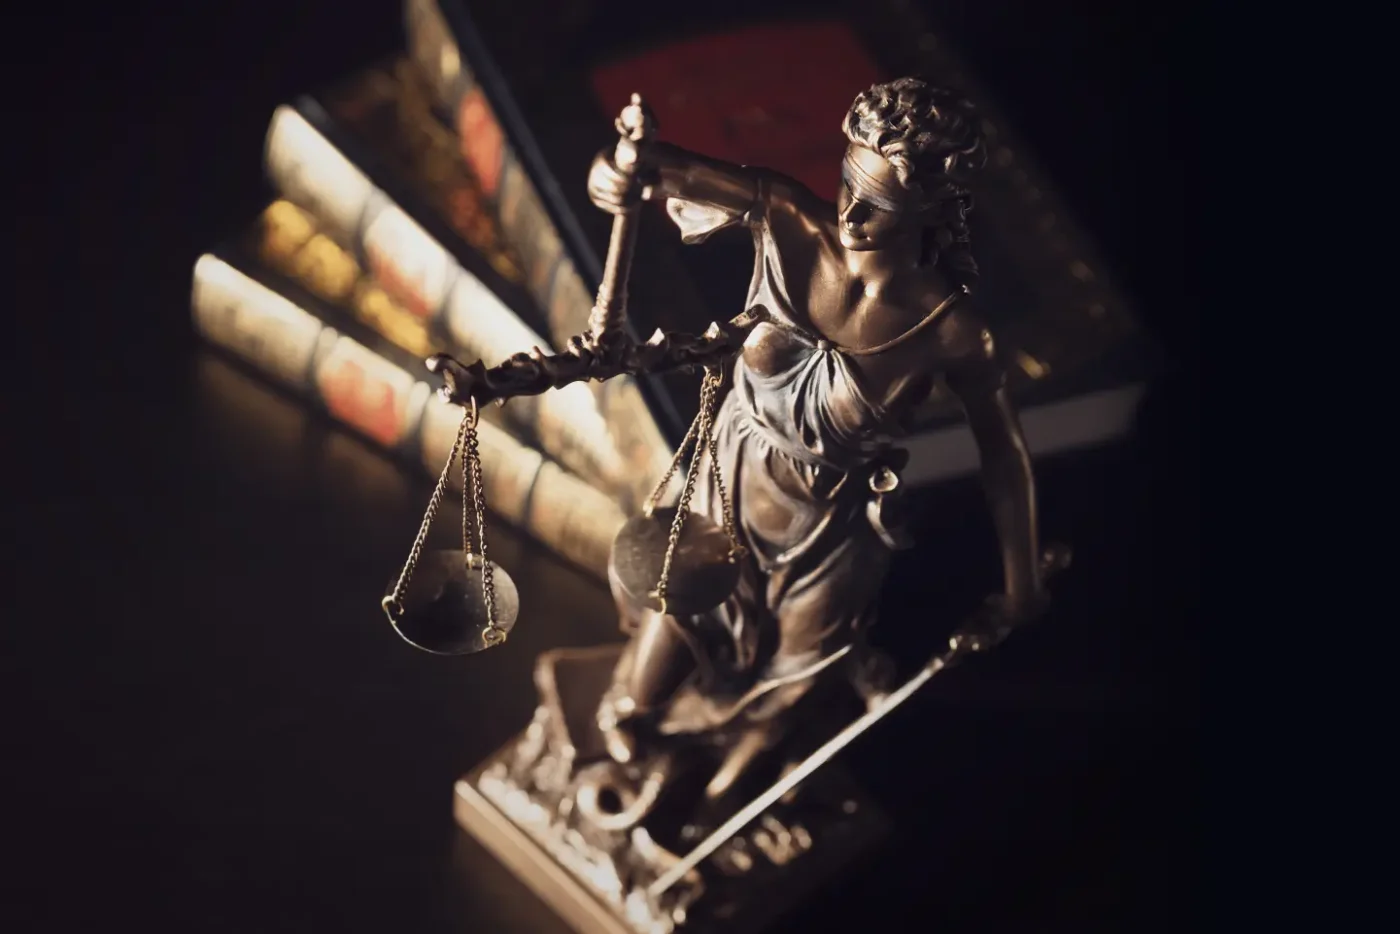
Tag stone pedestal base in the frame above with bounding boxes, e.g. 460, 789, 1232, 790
452, 645, 889, 934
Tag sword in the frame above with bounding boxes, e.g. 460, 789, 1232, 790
647, 544, 1073, 899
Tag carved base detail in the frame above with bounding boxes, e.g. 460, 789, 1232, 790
453, 645, 889, 934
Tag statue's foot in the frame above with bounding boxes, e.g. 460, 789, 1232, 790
603, 721, 638, 765
704, 720, 781, 802
596, 686, 644, 764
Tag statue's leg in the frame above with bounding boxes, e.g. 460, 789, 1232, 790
622, 610, 698, 712
598, 609, 698, 764
705, 537, 891, 800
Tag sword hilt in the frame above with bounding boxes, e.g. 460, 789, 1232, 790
587, 94, 658, 343
944, 543, 1072, 661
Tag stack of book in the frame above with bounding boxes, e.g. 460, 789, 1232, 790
191, 0, 1152, 584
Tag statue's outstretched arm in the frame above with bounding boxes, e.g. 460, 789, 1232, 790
428, 308, 764, 408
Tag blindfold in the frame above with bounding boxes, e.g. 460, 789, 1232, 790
841, 149, 921, 213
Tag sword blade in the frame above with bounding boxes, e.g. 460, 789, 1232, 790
648, 545, 1070, 898
647, 656, 947, 898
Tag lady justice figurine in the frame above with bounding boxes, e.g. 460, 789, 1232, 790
419, 78, 1058, 933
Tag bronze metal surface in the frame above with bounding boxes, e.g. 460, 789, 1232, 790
609, 508, 740, 618
384, 550, 520, 655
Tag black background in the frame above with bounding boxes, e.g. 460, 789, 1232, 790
14, 1, 1196, 931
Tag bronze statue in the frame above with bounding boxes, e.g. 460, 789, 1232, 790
423, 78, 1056, 933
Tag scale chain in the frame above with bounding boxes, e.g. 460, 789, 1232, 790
464, 416, 503, 645
703, 371, 743, 560
643, 390, 704, 517
654, 372, 716, 613
651, 367, 745, 614
383, 399, 502, 647
384, 412, 470, 620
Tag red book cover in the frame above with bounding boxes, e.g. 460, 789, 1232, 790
459, 86, 506, 197
590, 20, 884, 199
315, 338, 417, 449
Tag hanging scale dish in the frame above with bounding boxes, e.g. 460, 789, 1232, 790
610, 366, 746, 618
382, 399, 518, 655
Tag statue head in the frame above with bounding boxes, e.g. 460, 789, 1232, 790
839, 78, 986, 283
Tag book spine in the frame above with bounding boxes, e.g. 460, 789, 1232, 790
190, 252, 625, 578
246, 197, 509, 443
404, 0, 593, 343
900, 383, 1146, 488
251, 199, 441, 360
404, 0, 677, 507
262, 103, 638, 510
318, 58, 526, 288
216, 233, 539, 494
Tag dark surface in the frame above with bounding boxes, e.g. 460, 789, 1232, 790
15, 1, 1196, 931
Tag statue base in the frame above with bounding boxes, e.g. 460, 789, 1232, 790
453, 645, 890, 934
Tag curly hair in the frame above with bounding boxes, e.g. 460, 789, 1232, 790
843, 78, 987, 285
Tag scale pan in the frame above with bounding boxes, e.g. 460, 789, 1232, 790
609, 507, 739, 618
383, 549, 519, 655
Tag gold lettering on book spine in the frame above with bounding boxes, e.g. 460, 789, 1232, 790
255, 201, 438, 359
252, 200, 523, 435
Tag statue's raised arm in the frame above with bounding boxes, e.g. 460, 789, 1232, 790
427, 92, 768, 409
588, 136, 829, 245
